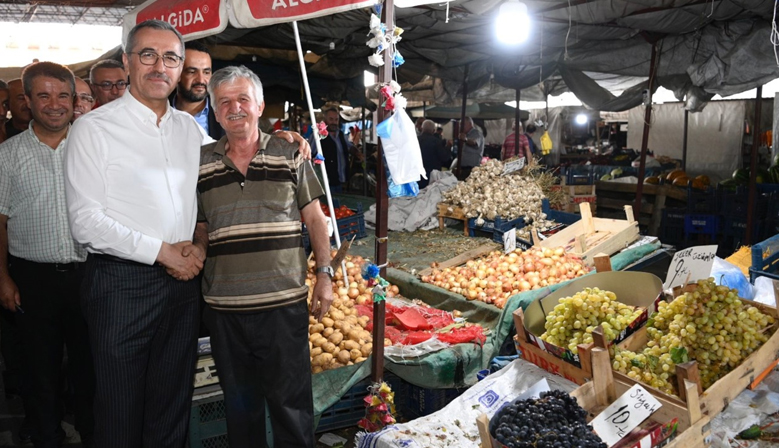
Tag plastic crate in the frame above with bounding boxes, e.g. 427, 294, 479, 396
189, 391, 229, 448
302, 202, 367, 251
684, 214, 719, 237
749, 234, 779, 283
685, 187, 718, 214
316, 373, 402, 433
396, 382, 466, 420
562, 166, 596, 185
468, 214, 525, 237
659, 207, 687, 245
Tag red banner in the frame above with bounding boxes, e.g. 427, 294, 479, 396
123, 0, 228, 42
229, 0, 378, 28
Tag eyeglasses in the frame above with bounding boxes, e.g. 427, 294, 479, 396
77, 94, 94, 104
129, 51, 183, 69
95, 81, 129, 91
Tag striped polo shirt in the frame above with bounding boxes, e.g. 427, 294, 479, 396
197, 131, 325, 312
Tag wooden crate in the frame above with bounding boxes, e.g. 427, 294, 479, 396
512, 278, 779, 433
437, 203, 470, 236
595, 181, 687, 236
477, 348, 711, 448
417, 242, 499, 278
530, 202, 639, 266
551, 183, 598, 214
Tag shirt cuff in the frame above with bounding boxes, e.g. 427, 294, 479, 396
135, 235, 164, 266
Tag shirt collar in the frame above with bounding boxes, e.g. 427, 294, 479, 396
214, 128, 271, 156
124, 88, 172, 126
27, 120, 70, 150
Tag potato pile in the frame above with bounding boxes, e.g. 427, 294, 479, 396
306, 252, 394, 374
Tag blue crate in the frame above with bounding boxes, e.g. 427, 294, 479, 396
302, 202, 367, 252
684, 214, 719, 237
396, 382, 466, 420
490, 200, 579, 245
749, 234, 779, 283
189, 389, 274, 448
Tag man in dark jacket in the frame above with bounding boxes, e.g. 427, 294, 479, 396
313, 108, 363, 192
169, 41, 225, 141
418, 119, 451, 189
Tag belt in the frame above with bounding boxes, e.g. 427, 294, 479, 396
8, 256, 83, 272
92, 253, 156, 268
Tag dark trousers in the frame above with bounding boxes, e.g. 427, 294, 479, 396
9, 256, 95, 448
204, 301, 314, 448
82, 255, 199, 448
0, 306, 23, 395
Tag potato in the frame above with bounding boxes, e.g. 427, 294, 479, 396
340, 340, 359, 351
333, 298, 343, 309
358, 330, 371, 341
322, 327, 334, 338
343, 300, 354, 308
346, 315, 358, 325
308, 341, 312, 351
360, 343, 372, 358
384, 338, 393, 346
330, 309, 345, 321
321, 317, 334, 328
309, 316, 317, 325
309, 323, 324, 334
358, 316, 370, 327
336, 350, 351, 364
340, 322, 353, 334
309, 333, 321, 342
355, 356, 367, 363
312, 336, 328, 348
347, 329, 362, 342
328, 332, 344, 345
310, 347, 322, 357
323, 342, 336, 354
347, 361, 354, 366
312, 353, 333, 366
312, 366, 323, 374
349, 348, 362, 361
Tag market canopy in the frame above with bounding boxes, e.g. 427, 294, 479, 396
119, 0, 779, 111
409, 103, 530, 120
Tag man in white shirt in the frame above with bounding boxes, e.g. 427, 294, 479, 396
65, 20, 205, 448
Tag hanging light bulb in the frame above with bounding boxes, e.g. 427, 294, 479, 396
496, 0, 530, 45
575, 114, 588, 125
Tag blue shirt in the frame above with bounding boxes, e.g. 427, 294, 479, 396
193, 98, 210, 135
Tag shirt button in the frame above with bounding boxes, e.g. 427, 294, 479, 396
240, 182, 245, 187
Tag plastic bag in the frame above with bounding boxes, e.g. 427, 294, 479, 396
540, 130, 553, 155
752, 275, 777, 306
711, 257, 754, 300
376, 109, 426, 185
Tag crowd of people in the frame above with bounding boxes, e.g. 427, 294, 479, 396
0, 19, 333, 448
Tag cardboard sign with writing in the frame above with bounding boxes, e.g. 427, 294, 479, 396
663, 245, 718, 290
501, 157, 525, 175
591, 384, 661, 447
503, 228, 517, 254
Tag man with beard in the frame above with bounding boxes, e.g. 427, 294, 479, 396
313, 107, 363, 192
170, 41, 224, 140
5, 79, 32, 140
71, 78, 94, 122
88, 59, 127, 107
0, 61, 95, 448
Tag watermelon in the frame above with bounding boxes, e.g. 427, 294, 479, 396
719, 178, 738, 191
732, 168, 749, 185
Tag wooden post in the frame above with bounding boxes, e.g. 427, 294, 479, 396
515, 88, 521, 160
456, 64, 470, 177
371, 0, 394, 384
634, 41, 660, 214
361, 106, 367, 197
682, 108, 689, 171
746, 86, 763, 244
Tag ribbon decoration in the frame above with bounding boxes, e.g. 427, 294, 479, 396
362, 263, 389, 303
358, 381, 396, 432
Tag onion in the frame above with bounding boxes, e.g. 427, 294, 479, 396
347, 288, 360, 299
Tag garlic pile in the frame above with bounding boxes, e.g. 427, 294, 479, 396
443, 160, 546, 224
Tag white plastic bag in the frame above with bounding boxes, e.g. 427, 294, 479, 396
377, 108, 426, 185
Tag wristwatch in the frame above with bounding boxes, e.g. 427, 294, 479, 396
315, 266, 335, 279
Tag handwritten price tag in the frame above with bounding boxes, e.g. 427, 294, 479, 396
501, 157, 525, 175
503, 228, 516, 254
663, 244, 717, 290
591, 384, 661, 447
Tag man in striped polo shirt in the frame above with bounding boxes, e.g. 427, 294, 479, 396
193, 65, 333, 448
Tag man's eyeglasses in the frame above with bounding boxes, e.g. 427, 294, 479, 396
95, 81, 129, 91
129, 51, 183, 69
77, 94, 95, 104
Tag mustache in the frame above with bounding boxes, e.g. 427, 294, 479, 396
145, 73, 171, 83
191, 83, 207, 89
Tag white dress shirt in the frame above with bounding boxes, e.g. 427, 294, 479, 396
65, 91, 209, 265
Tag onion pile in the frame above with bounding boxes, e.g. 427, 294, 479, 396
420, 247, 589, 309
306, 252, 397, 373
443, 159, 548, 226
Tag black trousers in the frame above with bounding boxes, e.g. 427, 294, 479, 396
9, 256, 95, 448
204, 300, 314, 448
82, 254, 199, 448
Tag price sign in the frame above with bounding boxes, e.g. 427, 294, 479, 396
501, 157, 525, 175
503, 228, 516, 254
591, 384, 662, 447
663, 244, 717, 290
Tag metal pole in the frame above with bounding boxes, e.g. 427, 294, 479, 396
746, 86, 763, 244
682, 109, 689, 171
361, 106, 367, 197
371, 0, 394, 384
514, 89, 521, 161
456, 64, 470, 177
291, 22, 346, 275
634, 41, 659, 214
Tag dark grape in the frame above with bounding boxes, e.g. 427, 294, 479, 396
491, 390, 606, 448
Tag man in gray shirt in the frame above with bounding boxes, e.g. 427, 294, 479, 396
457, 116, 484, 179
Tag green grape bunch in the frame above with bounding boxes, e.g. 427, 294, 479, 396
614, 278, 776, 395
540, 287, 644, 355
